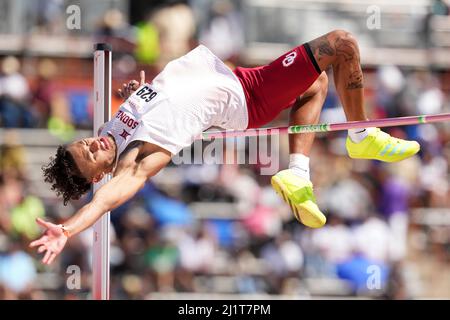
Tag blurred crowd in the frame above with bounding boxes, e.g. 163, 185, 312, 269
1, 0, 450, 300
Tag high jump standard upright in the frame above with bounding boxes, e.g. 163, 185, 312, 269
92, 43, 111, 300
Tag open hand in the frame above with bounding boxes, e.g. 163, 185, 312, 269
118, 70, 146, 100
29, 218, 68, 265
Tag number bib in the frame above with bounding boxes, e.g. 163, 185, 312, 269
100, 83, 163, 160
124, 83, 161, 118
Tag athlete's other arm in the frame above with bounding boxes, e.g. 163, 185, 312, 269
96, 71, 147, 135
118, 70, 146, 100
30, 143, 171, 264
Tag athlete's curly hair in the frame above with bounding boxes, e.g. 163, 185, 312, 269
42, 145, 91, 205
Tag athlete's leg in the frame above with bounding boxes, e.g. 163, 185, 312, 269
306, 29, 419, 162
272, 31, 418, 229
271, 72, 329, 229
307, 30, 365, 121
287, 72, 328, 182
289, 72, 328, 157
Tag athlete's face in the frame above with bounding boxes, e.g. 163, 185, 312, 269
67, 135, 116, 183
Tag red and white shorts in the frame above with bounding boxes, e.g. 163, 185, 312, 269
233, 43, 321, 129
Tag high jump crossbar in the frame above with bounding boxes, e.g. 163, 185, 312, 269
92, 43, 111, 300
198, 113, 450, 140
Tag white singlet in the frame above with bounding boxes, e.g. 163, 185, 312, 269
100, 45, 248, 165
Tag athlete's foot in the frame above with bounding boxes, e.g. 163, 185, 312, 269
346, 128, 420, 162
271, 169, 326, 228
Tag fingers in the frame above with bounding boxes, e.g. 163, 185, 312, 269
42, 250, 52, 264
123, 83, 128, 97
43, 250, 57, 265
47, 253, 57, 265
29, 237, 47, 247
36, 218, 51, 229
30, 234, 50, 248
129, 80, 139, 91
33, 242, 60, 265
118, 71, 145, 100
140, 70, 146, 85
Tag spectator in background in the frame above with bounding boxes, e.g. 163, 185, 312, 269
352, 213, 392, 263
0, 173, 28, 235
0, 242, 39, 299
219, 164, 261, 216
176, 223, 217, 291
31, 58, 57, 127
28, 0, 65, 35
379, 160, 419, 262
0, 56, 33, 128
96, 8, 133, 40
376, 65, 405, 118
31, 58, 75, 140
144, 232, 178, 292
199, 0, 244, 61
418, 145, 449, 206
319, 170, 373, 221
416, 73, 444, 116
306, 214, 353, 267
189, 0, 213, 34
150, 2, 196, 69
260, 231, 303, 294
135, 19, 160, 65
178, 223, 216, 275
95, 8, 137, 79
0, 132, 27, 179
0, 142, 44, 298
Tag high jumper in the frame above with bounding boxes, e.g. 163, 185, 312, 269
30, 30, 421, 264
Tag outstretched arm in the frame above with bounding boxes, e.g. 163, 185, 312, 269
60, 165, 148, 237
30, 148, 171, 264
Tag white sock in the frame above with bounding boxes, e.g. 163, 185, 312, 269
348, 128, 372, 143
289, 153, 310, 181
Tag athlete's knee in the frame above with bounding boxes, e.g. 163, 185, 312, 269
329, 29, 358, 46
328, 29, 360, 59
308, 30, 360, 70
